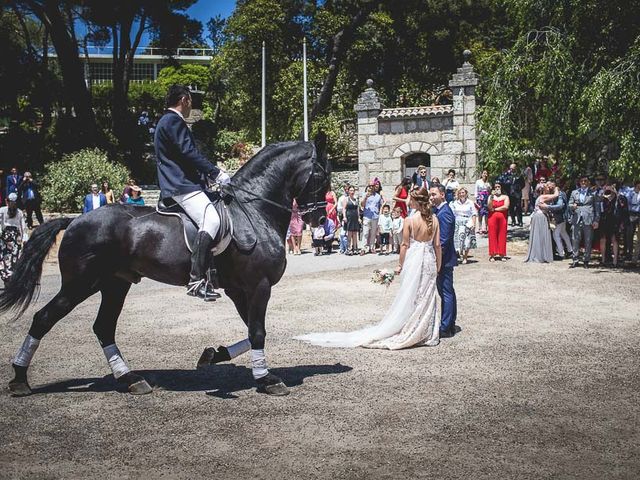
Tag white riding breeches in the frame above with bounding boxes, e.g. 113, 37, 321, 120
173, 191, 220, 240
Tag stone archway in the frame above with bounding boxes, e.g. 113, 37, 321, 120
392, 141, 439, 158
403, 152, 430, 181
394, 142, 438, 181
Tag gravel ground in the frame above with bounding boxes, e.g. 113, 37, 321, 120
1, 232, 639, 479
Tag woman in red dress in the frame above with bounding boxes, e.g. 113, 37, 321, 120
392, 177, 411, 218
488, 182, 510, 261
325, 186, 339, 229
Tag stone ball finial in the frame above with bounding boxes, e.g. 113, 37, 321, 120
463, 49, 472, 64
366, 78, 374, 88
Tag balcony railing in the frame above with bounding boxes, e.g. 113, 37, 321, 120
49, 45, 215, 57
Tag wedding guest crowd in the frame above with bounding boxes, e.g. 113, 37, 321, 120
281, 165, 630, 270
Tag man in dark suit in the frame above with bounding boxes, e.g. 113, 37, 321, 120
6, 167, 21, 197
568, 175, 600, 268
17, 171, 44, 228
82, 183, 107, 214
429, 184, 457, 338
154, 85, 230, 301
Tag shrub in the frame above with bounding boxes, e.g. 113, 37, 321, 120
41, 148, 131, 213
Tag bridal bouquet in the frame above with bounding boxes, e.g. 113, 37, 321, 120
372, 269, 395, 287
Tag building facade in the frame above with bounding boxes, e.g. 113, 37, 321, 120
355, 50, 479, 194
50, 46, 213, 84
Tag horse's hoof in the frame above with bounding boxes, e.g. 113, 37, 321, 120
262, 382, 290, 396
118, 372, 153, 395
256, 373, 290, 396
128, 379, 153, 395
8, 380, 32, 397
197, 346, 230, 369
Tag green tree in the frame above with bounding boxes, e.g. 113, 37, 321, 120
10, 0, 98, 145
477, 0, 640, 179
80, 0, 200, 148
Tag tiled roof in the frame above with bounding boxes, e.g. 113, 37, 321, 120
378, 104, 453, 119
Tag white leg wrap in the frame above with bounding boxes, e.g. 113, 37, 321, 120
13, 335, 40, 367
251, 349, 268, 379
103, 344, 130, 379
227, 339, 251, 359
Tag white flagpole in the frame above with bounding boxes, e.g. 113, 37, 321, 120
303, 37, 309, 142
261, 41, 266, 148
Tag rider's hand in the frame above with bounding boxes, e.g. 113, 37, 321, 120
216, 171, 231, 185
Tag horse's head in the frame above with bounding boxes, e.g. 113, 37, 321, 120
294, 134, 331, 227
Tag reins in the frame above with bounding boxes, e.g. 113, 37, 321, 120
125, 146, 328, 219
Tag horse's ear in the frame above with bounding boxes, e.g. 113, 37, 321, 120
313, 131, 327, 161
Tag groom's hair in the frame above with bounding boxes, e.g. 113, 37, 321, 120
431, 184, 446, 194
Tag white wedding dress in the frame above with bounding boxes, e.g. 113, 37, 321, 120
295, 235, 440, 350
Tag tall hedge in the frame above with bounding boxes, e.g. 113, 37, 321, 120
41, 148, 131, 213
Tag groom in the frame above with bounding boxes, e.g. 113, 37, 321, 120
429, 185, 457, 338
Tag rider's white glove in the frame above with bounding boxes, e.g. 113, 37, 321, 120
216, 171, 231, 185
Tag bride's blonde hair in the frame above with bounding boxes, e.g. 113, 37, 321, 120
410, 186, 434, 235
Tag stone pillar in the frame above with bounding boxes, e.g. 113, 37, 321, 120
354, 79, 382, 189
449, 50, 479, 186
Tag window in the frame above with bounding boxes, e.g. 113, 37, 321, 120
89, 62, 113, 83
131, 63, 154, 82
88, 62, 155, 83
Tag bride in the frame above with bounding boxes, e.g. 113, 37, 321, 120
295, 187, 442, 349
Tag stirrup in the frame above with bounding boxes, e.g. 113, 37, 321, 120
187, 279, 220, 302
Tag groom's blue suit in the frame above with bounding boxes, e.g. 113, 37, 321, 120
436, 202, 457, 335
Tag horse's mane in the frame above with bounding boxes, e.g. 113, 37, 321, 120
231, 141, 314, 186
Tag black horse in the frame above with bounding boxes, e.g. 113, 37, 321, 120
1, 140, 329, 397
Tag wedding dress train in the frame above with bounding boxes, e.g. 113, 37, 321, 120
295, 238, 440, 349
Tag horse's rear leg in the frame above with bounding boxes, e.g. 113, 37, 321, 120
9, 284, 96, 396
92, 278, 151, 395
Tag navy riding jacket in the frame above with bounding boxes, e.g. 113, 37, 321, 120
154, 110, 220, 199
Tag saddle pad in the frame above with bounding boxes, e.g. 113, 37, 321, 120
156, 199, 255, 254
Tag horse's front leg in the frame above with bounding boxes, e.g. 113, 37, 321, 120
248, 278, 289, 396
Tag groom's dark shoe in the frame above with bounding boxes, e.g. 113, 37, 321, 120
440, 327, 455, 338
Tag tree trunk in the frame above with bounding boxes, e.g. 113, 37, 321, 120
41, 24, 51, 132
111, 14, 146, 149
29, 0, 97, 146
305, 3, 377, 137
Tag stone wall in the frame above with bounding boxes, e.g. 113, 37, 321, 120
331, 170, 359, 189
355, 50, 479, 194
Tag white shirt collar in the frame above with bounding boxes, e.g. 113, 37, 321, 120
168, 108, 185, 121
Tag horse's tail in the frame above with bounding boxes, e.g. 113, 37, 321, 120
0, 217, 74, 318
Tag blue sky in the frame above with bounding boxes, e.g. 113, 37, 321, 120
78, 0, 236, 47
186, 0, 236, 24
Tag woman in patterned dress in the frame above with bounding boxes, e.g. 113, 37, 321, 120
0, 193, 29, 285
474, 170, 491, 234
450, 187, 477, 264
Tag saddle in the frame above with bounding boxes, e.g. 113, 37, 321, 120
156, 195, 234, 255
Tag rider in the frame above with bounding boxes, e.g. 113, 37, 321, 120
154, 84, 230, 301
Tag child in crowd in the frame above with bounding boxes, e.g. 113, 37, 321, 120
391, 207, 404, 254
312, 223, 326, 256
378, 204, 393, 255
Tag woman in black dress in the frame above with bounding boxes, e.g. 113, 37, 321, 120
599, 185, 622, 266
342, 185, 361, 255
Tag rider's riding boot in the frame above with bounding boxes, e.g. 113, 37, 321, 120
187, 231, 221, 302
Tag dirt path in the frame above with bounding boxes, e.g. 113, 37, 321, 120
1, 247, 639, 479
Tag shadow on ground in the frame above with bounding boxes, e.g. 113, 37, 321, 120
29, 363, 353, 399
